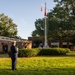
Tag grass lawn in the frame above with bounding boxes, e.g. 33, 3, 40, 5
0, 56, 75, 75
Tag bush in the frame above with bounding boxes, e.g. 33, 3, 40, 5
9, 48, 70, 57
18, 48, 39, 57
8, 51, 11, 57
0, 51, 5, 54
38, 48, 70, 56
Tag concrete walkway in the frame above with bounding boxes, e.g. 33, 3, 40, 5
0, 54, 9, 58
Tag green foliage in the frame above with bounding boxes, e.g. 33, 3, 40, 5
8, 51, 11, 57
32, 0, 75, 45
32, 19, 44, 37
0, 13, 18, 37
32, 37, 43, 48
0, 51, 5, 54
38, 48, 70, 56
18, 48, 70, 57
18, 48, 39, 57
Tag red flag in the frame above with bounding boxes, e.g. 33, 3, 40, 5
44, 2, 47, 16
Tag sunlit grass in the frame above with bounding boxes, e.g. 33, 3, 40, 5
0, 56, 75, 75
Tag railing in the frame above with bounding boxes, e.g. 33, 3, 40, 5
0, 36, 27, 42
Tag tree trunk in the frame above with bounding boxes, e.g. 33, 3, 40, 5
59, 38, 63, 48
67, 40, 69, 48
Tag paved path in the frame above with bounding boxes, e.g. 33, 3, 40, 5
0, 54, 9, 58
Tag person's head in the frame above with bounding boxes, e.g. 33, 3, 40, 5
12, 41, 16, 46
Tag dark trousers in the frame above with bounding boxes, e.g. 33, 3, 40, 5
11, 57, 17, 70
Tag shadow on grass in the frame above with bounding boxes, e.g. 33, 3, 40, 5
0, 68, 75, 75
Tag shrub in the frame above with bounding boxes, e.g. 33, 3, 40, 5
9, 48, 70, 57
18, 48, 39, 57
0, 51, 5, 54
8, 51, 11, 57
38, 48, 70, 56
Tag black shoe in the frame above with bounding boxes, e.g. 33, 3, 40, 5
15, 69, 17, 70
12, 69, 15, 70
12, 68, 17, 70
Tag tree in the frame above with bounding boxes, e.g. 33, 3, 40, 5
54, 0, 75, 16
47, 0, 75, 47
32, 0, 75, 48
52, 0, 75, 47
0, 13, 17, 37
32, 19, 44, 39
32, 19, 44, 37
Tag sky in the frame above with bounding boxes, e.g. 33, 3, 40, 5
0, 0, 56, 39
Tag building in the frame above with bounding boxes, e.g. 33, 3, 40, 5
28, 37, 73, 49
0, 36, 32, 53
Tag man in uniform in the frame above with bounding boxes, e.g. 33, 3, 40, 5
10, 41, 18, 70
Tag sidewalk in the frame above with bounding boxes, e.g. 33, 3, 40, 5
0, 54, 9, 58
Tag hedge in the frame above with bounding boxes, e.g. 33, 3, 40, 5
38, 48, 70, 56
0, 51, 5, 54
17, 48, 70, 57
18, 48, 39, 57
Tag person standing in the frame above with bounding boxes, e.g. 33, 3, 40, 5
10, 41, 18, 70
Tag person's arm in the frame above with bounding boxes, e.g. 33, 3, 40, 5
14, 47, 18, 53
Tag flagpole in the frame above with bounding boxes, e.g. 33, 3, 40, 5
44, 1, 48, 48
44, 16, 48, 48
41, 1, 48, 48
